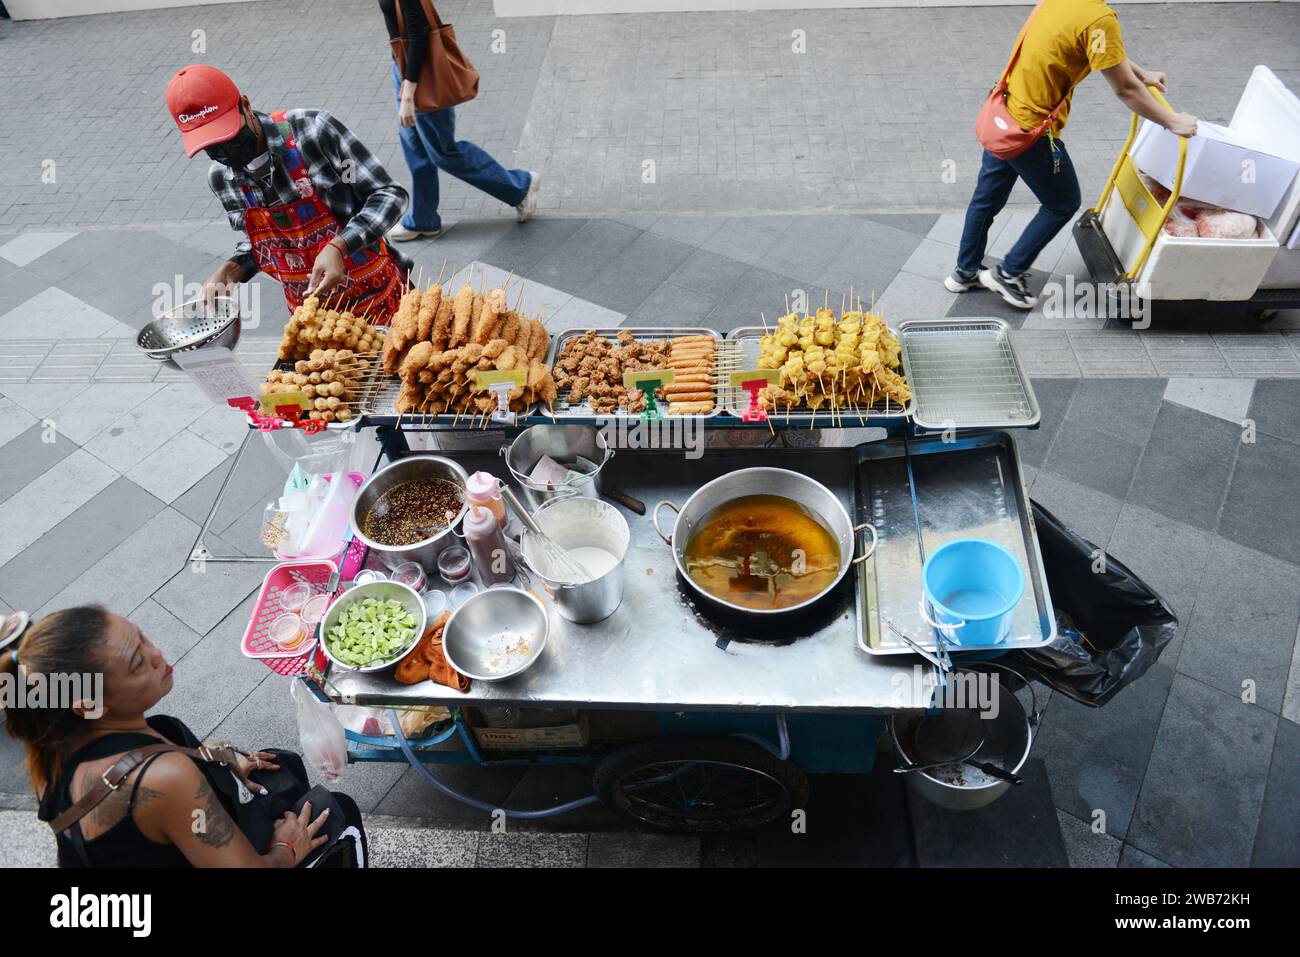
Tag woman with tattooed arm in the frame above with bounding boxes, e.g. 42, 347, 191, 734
3, 607, 364, 867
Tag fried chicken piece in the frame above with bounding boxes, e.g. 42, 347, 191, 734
514, 317, 534, 358
450, 283, 473, 347
483, 338, 508, 360
495, 344, 520, 372
528, 320, 549, 361
399, 341, 433, 380
431, 297, 453, 352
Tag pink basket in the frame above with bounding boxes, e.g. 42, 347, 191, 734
242, 534, 368, 677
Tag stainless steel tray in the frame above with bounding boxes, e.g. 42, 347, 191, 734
545, 327, 723, 420
853, 431, 1055, 656
721, 326, 914, 426
896, 318, 1039, 431
356, 375, 538, 427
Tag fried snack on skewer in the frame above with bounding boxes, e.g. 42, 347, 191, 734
399, 341, 434, 380
669, 401, 713, 415
430, 297, 453, 352
527, 319, 549, 361
450, 283, 474, 347
416, 284, 440, 341
498, 311, 521, 347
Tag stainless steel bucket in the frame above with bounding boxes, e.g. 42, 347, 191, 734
351, 455, 470, 574
521, 497, 629, 624
502, 425, 614, 511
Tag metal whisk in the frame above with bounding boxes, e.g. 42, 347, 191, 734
500, 486, 592, 584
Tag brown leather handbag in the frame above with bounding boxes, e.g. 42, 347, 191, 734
975, 1, 1067, 160
392, 0, 480, 113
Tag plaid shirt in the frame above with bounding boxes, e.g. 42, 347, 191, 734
208, 109, 410, 277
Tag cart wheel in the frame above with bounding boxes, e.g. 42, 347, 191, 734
594, 736, 809, 833
1253, 308, 1278, 324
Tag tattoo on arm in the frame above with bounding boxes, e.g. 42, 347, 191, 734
192, 776, 237, 849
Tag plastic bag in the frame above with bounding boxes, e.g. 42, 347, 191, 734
1001, 503, 1177, 707
290, 679, 348, 781
1196, 208, 1259, 239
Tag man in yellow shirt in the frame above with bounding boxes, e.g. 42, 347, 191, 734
946, 0, 1197, 308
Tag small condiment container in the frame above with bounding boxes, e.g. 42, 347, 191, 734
391, 561, 426, 592
353, 569, 387, 587
301, 594, 331, 629
269, 613, 307, 650
465, 471, 507, 525
437, 545, 472, 585
421, 589, 449, 619
279, 582, 313, 613
449, 581, 480, 609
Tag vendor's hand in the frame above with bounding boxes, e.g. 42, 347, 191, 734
1141, 70, 1168, 94
232, 750, 281, 795
305, 241, 346, 299
270, 801, 330, 867
202, 261, 244, 307
399, 96, 417, 129
1166, 112, 1198, 138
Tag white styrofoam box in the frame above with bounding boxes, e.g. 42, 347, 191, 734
1099, 193, 1279, 300
1230, 66, 1300, 254
1259, 247, 1300, 290
1132, 119, 1300, 220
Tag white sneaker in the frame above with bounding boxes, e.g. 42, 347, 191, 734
388, 225, 442, 242
516, 171, 541, 223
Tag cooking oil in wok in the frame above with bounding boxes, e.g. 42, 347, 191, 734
683, 494, 840, 610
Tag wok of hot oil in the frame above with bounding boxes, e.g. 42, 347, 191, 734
683, 494, 840, 610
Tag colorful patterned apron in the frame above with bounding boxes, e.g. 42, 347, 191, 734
240, 111, 406, 322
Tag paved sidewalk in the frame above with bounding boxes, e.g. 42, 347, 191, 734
2, 1, 1299, 227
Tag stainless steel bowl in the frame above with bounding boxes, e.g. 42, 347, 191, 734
502, 425, 614, 511
136, 295, 241, 363
652, 467, 875, 618
318, 580, 427, 674
442, 588, 548, 682
351, 456, 470, 574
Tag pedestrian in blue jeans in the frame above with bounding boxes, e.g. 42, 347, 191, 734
947, 0, 1195, 308
381, 0, 539, 241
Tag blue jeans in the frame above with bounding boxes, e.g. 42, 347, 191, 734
956, 136, 1081, 277
391, 64, 531, 231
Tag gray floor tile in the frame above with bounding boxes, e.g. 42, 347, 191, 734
476, 831, 588, 868
0, 421, 78, 505
124, 429, 229, 504
152, 554, 268, 637
1251, 716, 1300, 866
1105, 503, 1215, 655
866, 213, 939, 237
1029, 471, 1123, 550
153, 592, 269, 739
0, 395, 37, 449
700, 834, 760, 868
403, 218, 518, 277
645, 213, 727, 248
366, 822, 478, 867
1286, 624, 1300, 727
628, 280, 719, 327
1163, 377, 1255, 425
528, 220, 643, 293
1057, 809, 1122, 868
1178, 538, 1300, 714
1034, 663, 1174, 840
760, 214, 867, 287
1247, 379, 1300, 445
0, 732, 31, 796
576, 230, 695, 315
706, 265, 811, 333
172, 434, 288, 531
37, 507, 198, 620
127, 596, 205, 665
587, 832, 700, 868
1065, 378, 1168, 446
0, 810, 56, 868
479, 217, 590, 275
698, 214, 794, 269
0, 476, 164, 611
1012, 378, 1078, 469
1012, 330, 1081, 377
1041, 419, 1143, 501
15, 231, 120, 285
665, 247, 751, 299
814, 219, 921, 304
1127, 402, 1240, 532
1217, 432, 1300, 567
944, 265, 1053, 330
1118, 844, 1171, 868
375, 760, 530, 827
1128, 674, 1275, 868
544, 296, 624, 335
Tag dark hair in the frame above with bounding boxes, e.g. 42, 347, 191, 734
2, 606, 112, 796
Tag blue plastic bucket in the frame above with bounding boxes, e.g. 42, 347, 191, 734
921, 539, 1024, 647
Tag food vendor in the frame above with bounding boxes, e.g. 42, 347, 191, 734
166, 64, 411, 318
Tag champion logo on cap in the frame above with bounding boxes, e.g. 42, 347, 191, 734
166, 64, 244, 157
178, 105, 221, 125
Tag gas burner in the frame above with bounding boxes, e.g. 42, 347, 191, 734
675, 573, 854, 648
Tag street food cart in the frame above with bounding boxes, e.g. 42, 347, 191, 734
215, 307, 1054, 831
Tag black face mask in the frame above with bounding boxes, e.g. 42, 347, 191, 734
205, 111, 263, 169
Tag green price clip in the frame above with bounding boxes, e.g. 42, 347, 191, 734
474, 369, 527, 424
623, 368, 675, 421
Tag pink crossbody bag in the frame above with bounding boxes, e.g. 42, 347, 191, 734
976, 2, 1069, 160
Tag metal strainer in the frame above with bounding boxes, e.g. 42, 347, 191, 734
136, 295, 241, 361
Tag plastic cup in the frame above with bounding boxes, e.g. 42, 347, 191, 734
352, 569, 387, 588
279, 582, 312, 613
437, 546, 472, 585
301, 594, 331, 628
449, 581, 480, 609
269, 613, 308, 650
421, 589, 449, 620
392, 561, 427, 592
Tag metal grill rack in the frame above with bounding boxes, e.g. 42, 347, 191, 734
897, 319, 1039, 431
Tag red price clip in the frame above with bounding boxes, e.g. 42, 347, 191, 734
741, 379, 768, 423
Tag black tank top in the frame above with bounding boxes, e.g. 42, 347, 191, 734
38, 715, 235, 868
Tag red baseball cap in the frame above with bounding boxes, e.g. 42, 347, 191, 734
167, 65, 243, 157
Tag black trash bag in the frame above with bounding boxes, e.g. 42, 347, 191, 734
1001, 502, 1178, 708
